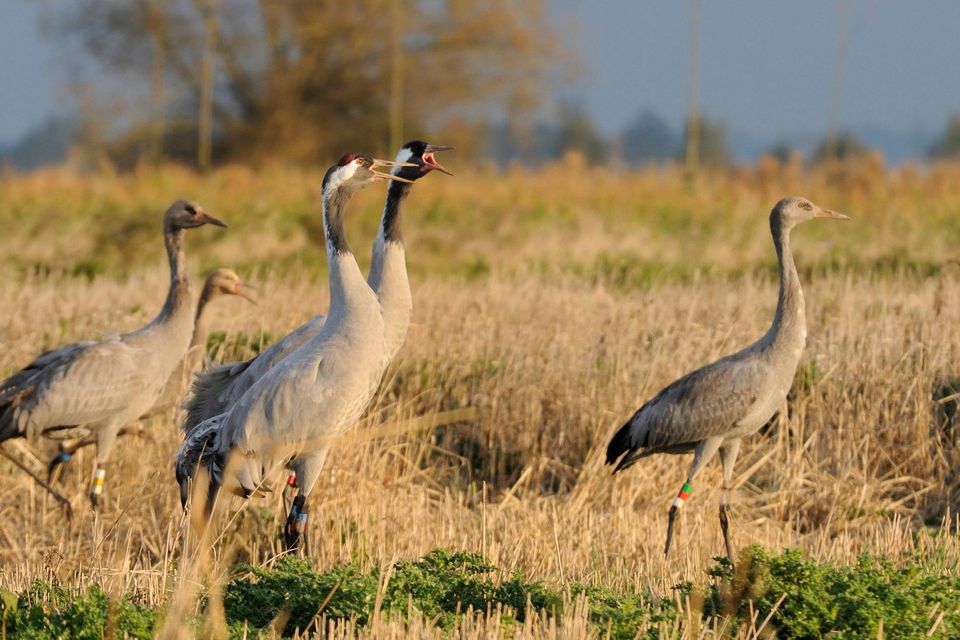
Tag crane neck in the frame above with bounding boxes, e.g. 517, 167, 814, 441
369, 178, 413, 290
767, 214, 805, 346
191, 282, 219, 351
380, 179, 412, 245
322, 177, 353, 257
322, 178, 371, 313
368, 179, 414, 358
157, 224, 193, 323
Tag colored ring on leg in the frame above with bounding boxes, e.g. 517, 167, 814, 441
92, 473, 106, 496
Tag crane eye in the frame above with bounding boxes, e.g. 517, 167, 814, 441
799, 202, 812, 211
184, 205, 197, 216
355, 158, 364, 165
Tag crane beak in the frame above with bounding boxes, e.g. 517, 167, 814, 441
814, 208, 850, 220
423, 144, 454, 176
235, 282, 258, 304
199, 211, 228, 227
370, 158, 416, 183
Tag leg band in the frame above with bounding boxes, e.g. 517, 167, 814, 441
295, 508, 308, 533
672, 482, 692, 508
286, 473, 297, 488
92, 468, 106, 496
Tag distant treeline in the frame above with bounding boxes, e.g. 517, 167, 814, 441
3, 1, 959, 170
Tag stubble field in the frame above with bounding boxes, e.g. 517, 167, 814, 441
2, 155, 960, 637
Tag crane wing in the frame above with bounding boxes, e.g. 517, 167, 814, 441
181, 315, 327, 436
0, 337, 153, 440
606, 355, 769, 471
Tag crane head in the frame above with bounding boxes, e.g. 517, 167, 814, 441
204, 268, 256, 304
165, 200, 227, 231
323, 153, 416, 198
774, 196, 849, 227
391, 141, 455, 180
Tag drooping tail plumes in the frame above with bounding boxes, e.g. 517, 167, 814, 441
181, 360, 250, 437
605, 418, 638, 472
175, 415, 225, 509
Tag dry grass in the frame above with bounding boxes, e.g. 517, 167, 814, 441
1, 158, 960, 636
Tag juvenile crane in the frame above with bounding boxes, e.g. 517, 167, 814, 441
0, 200, 226, 508
605, 197, 848, 561
176, 154, 414, 549
45, 268, 255, 481
182, 141, 452, 447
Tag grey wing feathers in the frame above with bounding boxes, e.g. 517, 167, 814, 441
0, 341, 97, 440
180, 315, 326, 436
606, 356, 763, 472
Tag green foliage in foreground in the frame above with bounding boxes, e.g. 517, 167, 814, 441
222, 549, 566, 635
0, 581, 156, 639
3, 546, 960, 638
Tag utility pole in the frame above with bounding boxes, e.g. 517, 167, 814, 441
388, 0, 405, 153
198, 0, 217, 171
684, 0, 702, 181
146, 0, 166, 163
827, 0, 850, 161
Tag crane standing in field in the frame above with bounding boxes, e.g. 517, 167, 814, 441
176, 154, 415, 549
606, 196, 848, 561
0, 200, 227, 509
180, 141, 452, 499
182, 141, 452, 436
45, 268, 256, 482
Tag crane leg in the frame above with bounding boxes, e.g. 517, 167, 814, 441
718, 439, 741, 564
49, 424, 151, 484
47, 437, 90, 484
283, 449, 328, 552
664, 436, 722, 558
0, 445, 73, 519
282, 469, 298, 513
89, 466, 107, 509
89, 423, 121, 509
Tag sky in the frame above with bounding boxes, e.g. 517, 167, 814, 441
547, 0, 960, 160
2, 1, 959, 161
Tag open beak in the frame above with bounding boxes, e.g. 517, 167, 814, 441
235, 282, 258, 304
422, 144, 454, 176
370, 158, 416, 183
814, 208, 850, 220
199, 211, 228, 227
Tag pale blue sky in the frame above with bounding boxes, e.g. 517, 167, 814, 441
553, 1, 960, 136
2, 1, 959, 160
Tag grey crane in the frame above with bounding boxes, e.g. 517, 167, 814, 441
180, 141, 451, 501
181, 142, 452, 443
45, 268, 255, 482
176, 154, 414, 549
0, 200, 226, 509
605, 196, 848, 561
